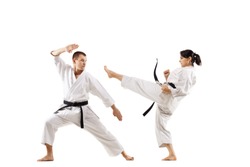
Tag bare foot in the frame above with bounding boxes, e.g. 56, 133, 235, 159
124, 155, 134, 161
37, 155, 54, 162
104, 66, 124, 81
121, 151, 134, 161
122, 154, 134, 161
162, 155, 177, 161
104, 66, 114, 78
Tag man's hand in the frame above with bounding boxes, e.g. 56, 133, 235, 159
65, 44, 79, 53
111, 105, 123, 121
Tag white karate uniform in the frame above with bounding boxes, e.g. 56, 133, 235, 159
41, 56, 123, 156
121, 66, 196, 147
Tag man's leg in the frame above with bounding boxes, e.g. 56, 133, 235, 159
38, 114, 71, 162
84, 109, 134, 160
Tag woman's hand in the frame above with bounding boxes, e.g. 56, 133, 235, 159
161, 84, 171, 94
163, 69, 170, 80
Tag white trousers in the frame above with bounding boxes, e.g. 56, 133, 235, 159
41, 105, 123, 156
121, 76, 176, 146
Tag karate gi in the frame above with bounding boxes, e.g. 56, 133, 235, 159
121, 66, 196, 147
41, 56, 123, 156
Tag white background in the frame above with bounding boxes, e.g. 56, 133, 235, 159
0, 0, 249, 167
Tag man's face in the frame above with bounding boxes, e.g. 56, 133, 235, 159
74, 54, 87, 71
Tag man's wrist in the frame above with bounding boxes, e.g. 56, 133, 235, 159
50, 51, 56, 56
50, 48, 66, 56
111, 104, 116, 110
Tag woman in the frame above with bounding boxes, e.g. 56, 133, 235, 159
104, 49, 202, 160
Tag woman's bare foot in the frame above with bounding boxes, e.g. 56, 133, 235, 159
121, 151, 134, 161
162, 143, 176, 161
162, 155, 177, 161
37, 155, 54, 162
104, 66, 124, 81
104, 66, 114, 78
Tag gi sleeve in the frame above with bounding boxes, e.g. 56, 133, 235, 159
54, 56, 71, 79
168, 69, 196, 97
87, 73, 115, 107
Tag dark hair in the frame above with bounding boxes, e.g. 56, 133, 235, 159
72, 51, 86, 60
180, 49, 202, 66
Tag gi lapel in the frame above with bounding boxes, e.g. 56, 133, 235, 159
65, 70, 85, 99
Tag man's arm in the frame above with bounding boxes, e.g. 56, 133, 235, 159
50, 44, 79, 57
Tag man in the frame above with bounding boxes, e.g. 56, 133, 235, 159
37, 44, 133, 161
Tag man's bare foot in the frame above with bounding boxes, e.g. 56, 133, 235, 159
104, 66, 114, 78
122, 154, 134, 161
37, 155, 54, 162
124, 155, 134, 161
121, 151, 134, 161
162, 155, 177, 161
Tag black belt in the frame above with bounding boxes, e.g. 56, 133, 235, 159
54, 100, 88, 128
143, 59, 176, 116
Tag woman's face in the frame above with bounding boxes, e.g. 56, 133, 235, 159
179, 56, 192, 67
